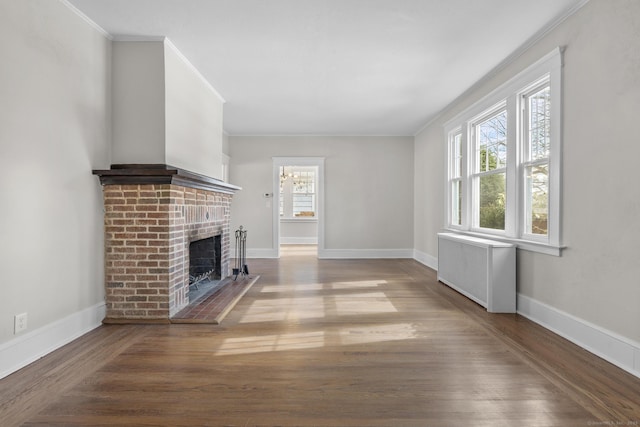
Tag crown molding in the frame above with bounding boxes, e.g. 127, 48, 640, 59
413, 0, 590, 136
59, 0, 111, 39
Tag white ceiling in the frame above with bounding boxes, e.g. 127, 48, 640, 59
67, 0, 587, 136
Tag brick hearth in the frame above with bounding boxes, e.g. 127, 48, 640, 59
93, 165, 240, 323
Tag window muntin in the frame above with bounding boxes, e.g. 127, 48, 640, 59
280, 166, 316, 218
292, 170, 315, 217
443, 48, 562, 254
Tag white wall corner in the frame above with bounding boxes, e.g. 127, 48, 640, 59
60, 0, 112, 39
163, 38, 226, 103
0, 302, 106, 380
413, 249, 438, 271
517, 294, 640, 380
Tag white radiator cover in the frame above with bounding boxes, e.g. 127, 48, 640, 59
437, 232, 516, 313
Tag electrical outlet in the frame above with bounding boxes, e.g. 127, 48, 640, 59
14, 313, 27, 334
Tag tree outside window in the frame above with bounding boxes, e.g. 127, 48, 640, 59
443, 48, 562, 254
474, 110, 507, 231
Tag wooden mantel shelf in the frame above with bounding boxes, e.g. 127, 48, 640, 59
92, 164, 241, 194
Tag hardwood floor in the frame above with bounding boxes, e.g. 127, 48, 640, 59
2, 246, 640, 426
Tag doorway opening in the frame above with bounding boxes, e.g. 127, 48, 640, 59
272, 157, 325, 258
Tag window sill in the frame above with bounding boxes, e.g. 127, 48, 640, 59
443, 229, 564, 256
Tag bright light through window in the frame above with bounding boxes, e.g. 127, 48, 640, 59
280, 166, 317, 218
444, 48, 562, 255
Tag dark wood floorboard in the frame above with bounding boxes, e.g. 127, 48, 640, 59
2, 247, 639, 426
171, 275, 260, 324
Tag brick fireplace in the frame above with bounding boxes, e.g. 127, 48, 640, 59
93, 164, 240, 323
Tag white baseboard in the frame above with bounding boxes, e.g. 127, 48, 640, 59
517, 294, 640, 379
0, 302, 106, 380
413, 249, 438, 270
318, 248, 414, 259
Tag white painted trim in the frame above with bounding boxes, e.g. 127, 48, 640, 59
110, 36, 227, 104
414, 0, 589, 136
272, 157, 325, 259
413, 249, 438, 271
163, 38, 226, 103
443, 230, 563, 256
318, 249, 414, 259
443, 47, 562, 130
280, 218, 318, 223
0, 302, 106, 380
518, 294, 640, 379
441, 48, 564, 255
59, 0, 112, 39
111, 35, 166, 42
280, 237, 318, 245
228, 133, 413, 138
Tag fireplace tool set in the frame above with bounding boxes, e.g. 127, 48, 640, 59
233, 226, 249, 280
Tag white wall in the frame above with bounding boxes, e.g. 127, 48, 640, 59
112, 39, 225, 179
280, 220, 318, 244
229, 136, 414, 256
164, 41, 224, 179
414, 0, 640, 347
0, 0, 110, 369
0, 2, 228, 379
222, 133, 231, 156
413, 123, 443, 269
111, 41, 166, 164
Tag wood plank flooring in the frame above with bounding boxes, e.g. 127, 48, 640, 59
2, 246, 640, 426
171, 275, 260, 324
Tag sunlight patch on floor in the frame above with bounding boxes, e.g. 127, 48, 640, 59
240, 290, 397, 323
239, 296, 326, 323
333, 292, 397, 315
213, 323, 416, 356
261, 279, 386, 293
339, 323, 417, 345
330, 280, 387, 289
260, 283, 325, 293
213, 331, 326, 356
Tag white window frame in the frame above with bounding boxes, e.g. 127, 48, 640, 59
469, 103, 509, 234
279, 166, 317, 219
447, 129, 464, 229
443, 48, 563, 256
519, 79, 553, 243
272, 157, 325, 258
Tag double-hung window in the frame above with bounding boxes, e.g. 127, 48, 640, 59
279, 166, 316, 218
522, 82, 551, 238
473, 106, 508, 231
444, 48, 562, 255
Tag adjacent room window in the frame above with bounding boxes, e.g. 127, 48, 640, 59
444, 48, 562, 255
280, 166, 316, 218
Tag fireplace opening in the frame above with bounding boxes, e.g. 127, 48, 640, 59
188, 235, 223, 301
